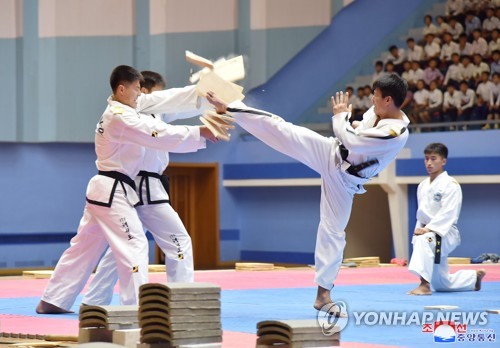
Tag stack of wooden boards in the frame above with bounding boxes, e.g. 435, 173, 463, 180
138, 282, 222, 347
256, 319, 341, 347
80, 305, 139, 330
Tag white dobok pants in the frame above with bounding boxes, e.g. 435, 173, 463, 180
41, 184, 149, 310
82, 202, 193, 305
408, 229, 476, 291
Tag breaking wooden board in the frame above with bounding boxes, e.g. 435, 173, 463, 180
139, 307, 220, 321
148, 264, 166, 272
235, 262, 275, 271
447, 257, 471, 264
212, 55, 245, 82
200, 116, 231, 142
22, 270, 54, 279
147, 282, 220, 294
140, 317, 220, 332
423, 305, 459, 310
186, 51, 214, 69
9, 343, 65, 347
196, 71, 244, 105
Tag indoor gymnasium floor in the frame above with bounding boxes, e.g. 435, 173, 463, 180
0, 264, 499, 347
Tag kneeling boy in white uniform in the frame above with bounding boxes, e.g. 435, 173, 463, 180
408, 142, 485, 295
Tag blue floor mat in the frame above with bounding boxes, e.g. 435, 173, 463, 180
2, 283, 499, 347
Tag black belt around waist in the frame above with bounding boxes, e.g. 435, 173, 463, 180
98, 171, 136, 190
339, 144, 379, 178
138, 170, 162, 179
434, 234, 442, 264
137, 170, 170, 204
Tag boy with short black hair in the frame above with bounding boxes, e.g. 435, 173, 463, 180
408, 143, 485, 295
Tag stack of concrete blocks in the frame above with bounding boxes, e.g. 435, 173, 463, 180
137, 282, 222, 348
256, 319, 341, 347
78, 305, 141, 347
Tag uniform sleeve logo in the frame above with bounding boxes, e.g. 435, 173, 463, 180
152, 131, 158, 138
111, 106, 124, 115
132, 265, 139, 273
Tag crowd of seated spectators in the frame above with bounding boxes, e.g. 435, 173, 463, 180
362, 1, 500, 132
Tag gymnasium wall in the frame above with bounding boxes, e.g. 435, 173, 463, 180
1, 0, 499, 269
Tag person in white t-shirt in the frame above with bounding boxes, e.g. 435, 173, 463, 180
406, 37, 425, 62
483, 8, 500, 33
440, 32, 460, 66
488, 29, 500, 57
372, 61, 386, 85
458, 33, 473, 56
448, 17, 464, 40
458, 80, 476, 129
422, 15, 439, 39
424, 33, 441, 60
459, 55, 475, 85
482, 72, 500, 129
444, 53, 463, 86
412, 79, 430, 124
471, 29, 488, 56
443, 83, 462, 126
427, 80, 444, 125
472, 53, 491, 84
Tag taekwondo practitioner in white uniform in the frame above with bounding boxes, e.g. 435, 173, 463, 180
81, 71, 201, 306
408, 143, 485, 295
37, 65, 217, 313
206, 73, 411, 313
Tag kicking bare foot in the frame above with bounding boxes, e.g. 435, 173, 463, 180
407, 284, 432, 295
36, 300, 74, 314
475, 269, 486, 291
313, 286, 333, 311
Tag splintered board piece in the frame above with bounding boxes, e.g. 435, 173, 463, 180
204, 110, 236, 125
196, 71, 244, 105
423, 305, 459, 310
212, 55, 245, 82
190, 55, 245, 84
235, 262, 275, 271
22, 270, 54, 279
186, 51, 214, 69
200, 116, 230, 142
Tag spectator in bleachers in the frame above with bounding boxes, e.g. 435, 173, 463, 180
426, 80, 444, 127
440, 32, 460, 66
463, 0, 488, 16
488, 29, 500, 56
474, 95, 490, 129
436, 15, 452, 39
424, 58, 444, 87
406, 37, 425, 62
445, 0, 465, 23
424, 33, 441, 60
408, 79, 428, 125
371, 60, 386, 84
423, 15, 438, 39
401, 61, 414, 87
471, 29, 488, 56
444, 53, 463, 87
350, 87, 367, 121
458, 80, 476, 130
465, 11, 482, 38
483, 72, 500, 129
409, 61, 425, 90
490, 50, 500, 77
448, 17, 464, 40
476, 71, 495, 104
385, 45, 406, 74
443, 83, 462, 128
482, 7, 500, 34
362, 85, 373, 110
458, 33, 473, 56
401, 88, 414, 123
385, 61, 398, 76
459, 55, 475, 86
472, 53, 491, 85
